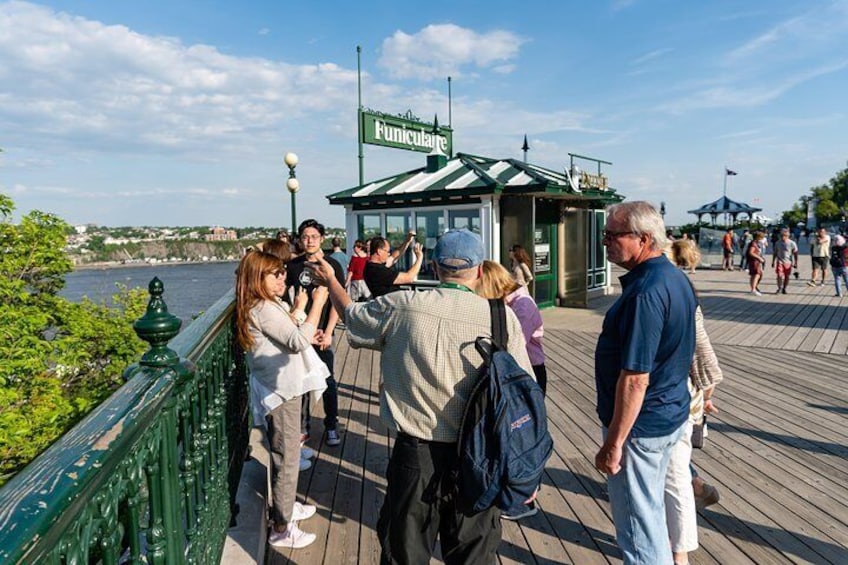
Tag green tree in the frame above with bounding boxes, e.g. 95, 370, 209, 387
0, 194, 147, 485
782, 162, 848, 226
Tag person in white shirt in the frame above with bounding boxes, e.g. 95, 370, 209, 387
235, 250, 329, 549
808, 228, 831, 286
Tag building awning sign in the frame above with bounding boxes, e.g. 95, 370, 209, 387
361, 109, 453, 154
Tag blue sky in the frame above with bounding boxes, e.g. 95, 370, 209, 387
1, 0, 846, 228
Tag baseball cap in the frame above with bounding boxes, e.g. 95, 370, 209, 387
433, 229, 484, 271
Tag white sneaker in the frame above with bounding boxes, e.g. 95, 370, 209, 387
292, 501, 317, 521
269, 523, 316, 549
752, 290, 762, 296
299, 457, 312, 472
300, 445, 317, 460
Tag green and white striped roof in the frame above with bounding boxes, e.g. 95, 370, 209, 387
327, 152, 622, 209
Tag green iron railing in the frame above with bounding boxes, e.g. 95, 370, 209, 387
0, 278, 250, 564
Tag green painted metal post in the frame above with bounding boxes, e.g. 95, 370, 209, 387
357, 45, 364, 190
291, 189, 297, 235
134, 278, 188, 564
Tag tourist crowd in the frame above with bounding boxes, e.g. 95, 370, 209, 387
237, 203, 738, 564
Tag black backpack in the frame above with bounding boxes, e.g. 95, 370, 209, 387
830, 246, 846, 269
454, 299, 553, 514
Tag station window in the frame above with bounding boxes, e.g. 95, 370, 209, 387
386, 213, 411, 270
357, 214, 381, 243
448, 209, 481, 233
415, 210, 446, 280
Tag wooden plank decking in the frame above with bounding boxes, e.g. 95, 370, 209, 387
265, 267, 848, 565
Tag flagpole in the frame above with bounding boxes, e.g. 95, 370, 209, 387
357, 45, 364, 190
723, 166, 728, 227
447, 76, 453, 158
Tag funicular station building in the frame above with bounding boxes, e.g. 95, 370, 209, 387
328, 143, 624, 307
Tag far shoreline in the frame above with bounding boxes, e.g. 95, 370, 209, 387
72, 259, 239, 272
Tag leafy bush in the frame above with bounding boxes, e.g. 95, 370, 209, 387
0, 194, 147, 486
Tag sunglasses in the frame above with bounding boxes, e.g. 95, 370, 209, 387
602, 230, 637, 239
265, 269, 286, 278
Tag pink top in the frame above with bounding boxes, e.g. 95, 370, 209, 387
506, 286, 545, 366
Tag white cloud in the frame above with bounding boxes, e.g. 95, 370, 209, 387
661, 59, 848, 113
378, 24, 525, 81
658, 3, 848, 114
630, 48, 673, 66
0, 2, 358, 159
258, 27, 270, 36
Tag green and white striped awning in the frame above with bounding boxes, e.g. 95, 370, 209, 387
327, 152, 622, 209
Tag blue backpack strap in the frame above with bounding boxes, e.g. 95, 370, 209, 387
489, 298, 508, 351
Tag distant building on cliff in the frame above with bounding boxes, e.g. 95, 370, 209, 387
204, 226, 237, 241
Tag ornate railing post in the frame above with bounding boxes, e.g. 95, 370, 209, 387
133, 278, 188, 565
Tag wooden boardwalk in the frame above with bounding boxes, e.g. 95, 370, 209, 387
265, 267, 848, 565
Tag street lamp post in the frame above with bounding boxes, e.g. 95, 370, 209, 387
284, 152, 300, 235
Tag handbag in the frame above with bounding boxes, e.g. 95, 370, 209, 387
691, 416, 707, 449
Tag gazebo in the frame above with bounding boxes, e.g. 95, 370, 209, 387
687, 196, 762, 226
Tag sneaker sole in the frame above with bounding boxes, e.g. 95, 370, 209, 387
501, 507, 539, 521
269, 533, 317, 549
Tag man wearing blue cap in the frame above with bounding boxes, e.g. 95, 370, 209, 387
307, 228, 534, 564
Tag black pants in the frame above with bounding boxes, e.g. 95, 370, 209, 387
532, 364, 547, 397
301, 345, 338, 436
377, 433, 501, 565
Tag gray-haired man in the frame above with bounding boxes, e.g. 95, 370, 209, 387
594, 201, 696, 565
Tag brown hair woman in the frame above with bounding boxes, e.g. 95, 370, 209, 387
509, 245, 534, 287
235, 250, 328, 549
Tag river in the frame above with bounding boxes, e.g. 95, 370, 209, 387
61, 261, 238, 325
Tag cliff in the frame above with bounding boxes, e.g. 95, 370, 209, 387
71, 240, 260, 265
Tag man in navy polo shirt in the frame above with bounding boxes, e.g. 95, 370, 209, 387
594, 201, 696, 565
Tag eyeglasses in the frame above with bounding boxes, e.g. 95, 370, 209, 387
602, 230, 637, 239
300, 234, 322, 241
265, 269, 286, 278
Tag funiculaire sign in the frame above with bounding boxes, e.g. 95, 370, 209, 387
360, 110, 453, 155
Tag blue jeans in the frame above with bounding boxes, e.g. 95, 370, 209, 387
604, 423, 685, 565
833, 267, 848, 296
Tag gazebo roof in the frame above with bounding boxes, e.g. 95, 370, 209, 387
687, 195, 762, 216
327, 152, 623, 210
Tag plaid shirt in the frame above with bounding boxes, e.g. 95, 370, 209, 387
344, 287, 534, 442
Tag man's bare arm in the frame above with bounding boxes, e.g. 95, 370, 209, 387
595, 370, 649, 475
392, 243, 424, 284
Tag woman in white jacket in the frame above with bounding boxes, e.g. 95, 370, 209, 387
235, 250, 330, 549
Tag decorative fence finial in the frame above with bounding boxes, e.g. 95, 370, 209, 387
133, 277, 182, 367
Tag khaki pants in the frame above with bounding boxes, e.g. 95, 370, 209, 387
265, 397, 301, 526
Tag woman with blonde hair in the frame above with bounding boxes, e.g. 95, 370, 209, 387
671, 239, 701, 275
478, 260, 547, 395
509, 245, 534, 287
235, 250, 329, 549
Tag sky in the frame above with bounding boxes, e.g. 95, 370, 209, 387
1, 0, 847, 229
